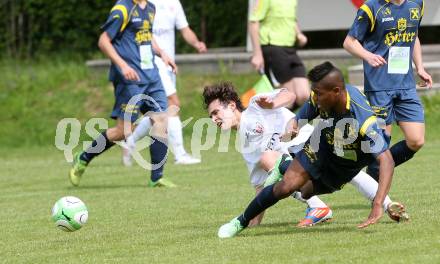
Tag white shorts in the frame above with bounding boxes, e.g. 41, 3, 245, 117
154, 57, 176, 97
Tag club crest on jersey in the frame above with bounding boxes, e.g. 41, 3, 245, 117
410, 8, 420, 20
253, 122, 264, 135
398, 18, 407, 31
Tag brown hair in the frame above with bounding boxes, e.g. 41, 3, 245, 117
202, 81, 244, 112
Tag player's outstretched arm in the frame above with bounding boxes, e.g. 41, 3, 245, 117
358, 150, 394, 228
256, 89, 296, 110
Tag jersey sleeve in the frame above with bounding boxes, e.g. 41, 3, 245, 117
101, 2, 129, 40
347, 3, 374, 42
417, 0, 425, 27
175, 0, 189, 30
295, 92, 319, 122
359, 116, 389, 158
249, 0, 269, 22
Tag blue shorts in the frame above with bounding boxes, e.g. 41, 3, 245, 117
366, 89, 424, 125
111, 79, 167, 122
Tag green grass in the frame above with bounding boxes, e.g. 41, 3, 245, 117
2, 134, 440, 263
2, 60, 440, 262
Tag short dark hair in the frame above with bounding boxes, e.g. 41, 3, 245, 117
307, 61, 344, 84
202, 81, 244, 111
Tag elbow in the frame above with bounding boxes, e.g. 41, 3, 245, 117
98, 35, 104, 51
97, 32, 108, 51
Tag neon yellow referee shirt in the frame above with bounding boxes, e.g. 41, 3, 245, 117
249, 0, 298, 47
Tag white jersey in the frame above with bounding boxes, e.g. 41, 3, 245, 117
238, 91, 294, 187
150, 0, 188, 60
238, 91, 314, 187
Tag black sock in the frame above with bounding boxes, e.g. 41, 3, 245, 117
238, 184, 280, 227
149, 137, 168, 182
390, 140, 416, 167
80, 131, 115, 163
367, 140, 417, 182
366, 161, 380, 182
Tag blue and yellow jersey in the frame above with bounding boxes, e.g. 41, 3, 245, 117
347, 0, 424, 91
295, 84, 389, 175
101, 0, 159, 84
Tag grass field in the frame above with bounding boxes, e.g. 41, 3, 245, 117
2, 134, 440, 263
2, 61, 440, 263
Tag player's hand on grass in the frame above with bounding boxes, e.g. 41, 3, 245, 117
121, 64, 140, 81
417, 68, 433, 88
358, 203, 383, 229
251, 53, 264, 72
365, 53, 387, 68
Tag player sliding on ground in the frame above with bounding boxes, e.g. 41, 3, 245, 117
202, 77, 407, 230
215, 62, 408, 238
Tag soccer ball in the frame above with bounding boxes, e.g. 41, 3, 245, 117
51, 196, 88, 232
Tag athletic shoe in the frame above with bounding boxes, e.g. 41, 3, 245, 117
69, 152, 88, 187
297, 207, 333, 227
218, 217, 244, 238
147, 178, 177, 188
174, 154, 201, 165
386, 202, 410, 222
121, 139, 135, 167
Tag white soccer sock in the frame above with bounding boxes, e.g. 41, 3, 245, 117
131, 116, 152, 142
291, 192, 327, 208
350, 170, 392, 211
168, 116, 187, 159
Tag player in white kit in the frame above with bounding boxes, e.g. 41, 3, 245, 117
202, 82, 408, 227
123, 0, 207, 166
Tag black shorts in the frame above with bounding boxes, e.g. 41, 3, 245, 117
262, 45, 306, 85
294, 142, 361, 195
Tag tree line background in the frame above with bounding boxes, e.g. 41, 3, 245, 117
1, 0, 439, 59
0, 0, 248, 59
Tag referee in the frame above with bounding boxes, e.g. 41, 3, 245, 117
248, 0, 310, 109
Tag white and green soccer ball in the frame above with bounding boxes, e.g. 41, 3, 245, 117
51, 196, 88, 232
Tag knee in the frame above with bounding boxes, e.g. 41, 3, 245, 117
407, 137, 424, 151
259, 152, 280, 172
293, 88, 310, 106
107, 126, 125, 141
275, 179, 297, 199
167, 95, 180, 108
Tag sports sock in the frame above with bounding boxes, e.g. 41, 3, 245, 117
238, 184, 280, 227
278, 156, 293, 175
168, 116, 187, 159
366, 161, 380, 182
132, 116, 152, 142
150, 137, 168, 182
350, 170, 392, 211
305, 195, 328, 208
390, 140, 416, 167
368, 140, 417, 181
80, 131, 115, 163
291, 191, 307, 203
